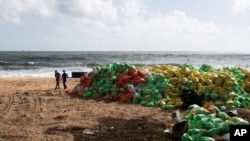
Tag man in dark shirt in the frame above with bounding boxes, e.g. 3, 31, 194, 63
62, 70, 68, 89
55, 70, 61, 89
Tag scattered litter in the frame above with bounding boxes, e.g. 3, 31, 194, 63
83, 129, 95, 135
171, 121, 188, 138
227, 109, 238, 116
163, 128, 170, 133
68, 62, 250, 140
172, 109, 181, 123
107, 126, 114, 131
222, 133, 230, 141
221, 106, 227, 110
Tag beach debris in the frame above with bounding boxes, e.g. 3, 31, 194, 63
180, 90, 204, 107
83, 128, 95, 135
220, 106, 227, 110
163, 128, 170, 133
223, 108, 250, 122
162, 103, 250, 140
107, 126, 114, 131
70, 62, 250, 110
180, 104, 249, 141
222, 133, 230, 141
171, 121, 188, 139
171, 109, 181, 123
66, 62, 250, 139
227, 109, 239, 116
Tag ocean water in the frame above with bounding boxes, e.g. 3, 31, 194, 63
0, 51, 250, 77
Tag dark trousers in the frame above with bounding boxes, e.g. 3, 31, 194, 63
55, 81, 60, 89
63, 79, 67, 89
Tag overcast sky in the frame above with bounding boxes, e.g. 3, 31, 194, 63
0, 0, 250, 51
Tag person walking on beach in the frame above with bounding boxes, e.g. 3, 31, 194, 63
62, 70, 68, 89
55, 70, 61, 89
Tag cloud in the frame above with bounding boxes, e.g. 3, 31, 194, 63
25, 0, 54, 18
0, 0, 117, 25
120, 0, 146, 20
0, 0, 55, 24
0, 0, 224, 51
55, 0, 117, 26
232, 0, 250, 13
0, 0, 27, 24
110, 10, 223, 41
0, 0, 222, 37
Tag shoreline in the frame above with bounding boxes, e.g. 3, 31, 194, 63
0, 77, 80, 93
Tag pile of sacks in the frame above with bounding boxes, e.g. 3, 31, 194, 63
68, 62, 250, 140
70, 62, 169, 106
69, 62, 250, 109
165, 103, 249, 141
151, 64, 250, 109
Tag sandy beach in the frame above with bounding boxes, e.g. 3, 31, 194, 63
0, 77, 168, 141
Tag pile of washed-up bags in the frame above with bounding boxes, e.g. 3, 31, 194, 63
68, 62, 250, 141
180, 104, 249, 141
70, 62, 250, 110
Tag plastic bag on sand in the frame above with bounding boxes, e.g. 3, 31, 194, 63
172, 109, 181, 122
222, 133, 230, 141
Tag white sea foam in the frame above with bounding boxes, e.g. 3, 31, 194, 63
0, 67, 92, 77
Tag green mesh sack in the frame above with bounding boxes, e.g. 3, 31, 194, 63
188, 104, 200, 110
141, 98, 155, 107
132, 95, 142, 103
199, 64, 214, 72
83, 90, 93, 98
218, 120, 234, 132
193, 114, 206, 121
202, 121, 216, 129
196, 136, 215, 141
217, 111, 229, 120
207, 128, 220, 137
188, 128, 206, 136
161, 104, 174, 110
231, 117, 249, 125
211, 118, 223, 126
195, 108, 211, 115
181, 133, 194, 141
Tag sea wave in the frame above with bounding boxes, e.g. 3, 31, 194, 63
0, 61, 10, 66
0, 66, 93, 77
0, 65, 40, 70
25, 61, 39, 66
1, 51, 250, 77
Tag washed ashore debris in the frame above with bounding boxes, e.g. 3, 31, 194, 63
223, 108, 250, 122
165, 104, 249, 141
82, 128, 95, 135
68, 62, 250, 110
67, 62, 250, 140
180, 90, 204, 107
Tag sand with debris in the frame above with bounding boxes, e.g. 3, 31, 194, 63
0, 77, 170, 141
